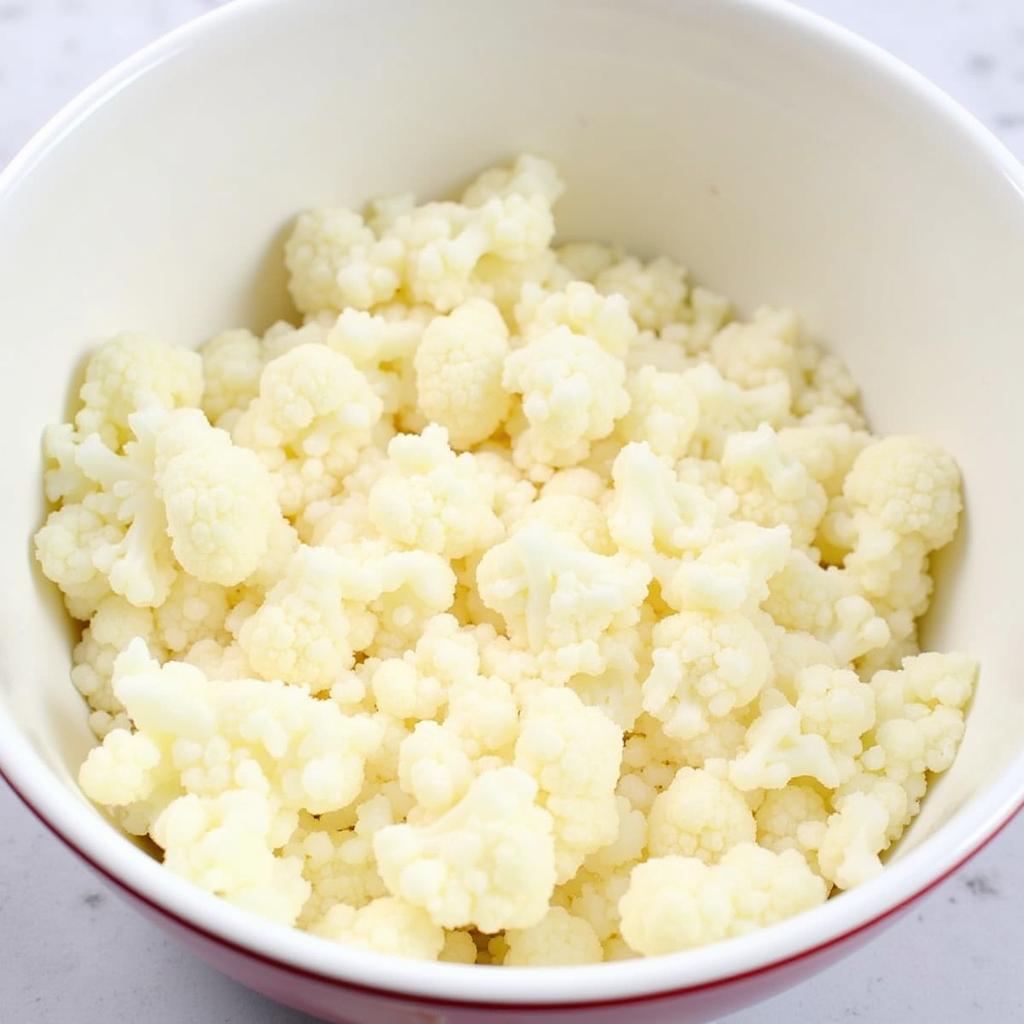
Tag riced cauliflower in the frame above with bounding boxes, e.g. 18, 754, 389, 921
35, 155, 976, 965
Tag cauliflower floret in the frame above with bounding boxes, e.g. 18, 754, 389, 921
367, 426, 503, 560
503, 326, 629, 474
647, 768, 755, 862
515, 688, 623, 882
35, 406, 186, 613
285, 206, 395, 315
154, 575, 231, 654
793, 664, 875, 756
777, 423, 871, 498
619, 844, 826, 955
440, 929, 479, 964
595, 256, 688, 331
641, 610, 772, 741
461, 153, 565, 207
710, 308, 802, 394
414, 298, 510, 448
239, 546, 378, 692
617, 366, 700, 460
71, 595, 163, 735
722, 424, 828, 550
366, 549, 458, 655
515, 280, 639, 359
667, 521, 790, 614
682, 363, 791, 459
369, 614, 477, 722
78, 728, 163, 805
74, 333, 203, 451
311, 897, 445, 960
95, 640, 381, 808
862, 652, 977, 785
754, 782, 829, 864
233, 343, 383, 517
728, 697, 846, 792
815, 791, 891, 890
607, 441, 719, 587
199, 328, 264, 429
398, 721, 475, 814
504, 906, 603, 965
373, 767, 556, 932
509, 492, 613, 555
156, 414, 280, 587
764, 549, 890, 663
153, 789, 310, 925
476, 523, 650, 679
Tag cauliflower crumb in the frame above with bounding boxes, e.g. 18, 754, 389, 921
40, 156, 974, 965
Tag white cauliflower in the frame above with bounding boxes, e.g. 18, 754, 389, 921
647, 767, 755, 861
414, 298, 510, 448
504, 906, 603, 965
374, 767, 557, 932
504, 326, 629, 473
233, 343, 382, 516
366, 425, 503, 559
619, 843, 826, 955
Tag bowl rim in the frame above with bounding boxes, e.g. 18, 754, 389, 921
2, 0, 1024, 1007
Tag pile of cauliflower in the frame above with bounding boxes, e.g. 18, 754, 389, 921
35, 156, 977, 965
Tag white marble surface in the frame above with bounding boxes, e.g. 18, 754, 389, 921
2, 1, 1024, 1021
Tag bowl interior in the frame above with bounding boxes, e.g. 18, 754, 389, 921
2, 0, 1024, 982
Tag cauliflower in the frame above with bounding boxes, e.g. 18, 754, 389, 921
233, 343, 382, 516
504, 326, 629, 473
366, 425, 503, 559
414, 298, 510, 448
619, 844, 826, 955
641, 610, 773, 741
311, 898, 445, 960
504, 906, 603, 965
515, 280, 639, 359
50, 155, 974, 963
373, 767, 557, 932
476, 522, 650, 679
515, 688, 623, 882
74, 332, 203, 451
721, 424, 828, 550
617, 366, 700, 459
647, 767, 755, 861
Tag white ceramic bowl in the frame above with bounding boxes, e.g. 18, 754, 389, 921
2, 1, 1023, 1021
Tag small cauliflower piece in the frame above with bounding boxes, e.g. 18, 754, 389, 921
607, 442, 719, 588
367, 425, 503, 559
515, 280, 639, 359
476, 522, 650, 679
199, 328, 264, 429
619, 843, 826, 955
504, 326, 629, 473
710, 308, 802, 394
311, 897, 445, 960
504, 906, 604, 965
398, 721, 475, 814
239, 545, 378, 692
153, 789, 310, 925
156, 412, 280, 586
414, 298, 510, 448
233, 343, 383, 517
75, 332, 203, 451
647, 767, 755, 862
641, 610, 772, 741
754, 783, 829, 864
815, 791, 891, 890
595, 255, 688, 331
722, 424, 828, 550
618, 366, 700, 460
843, 436, 962, 551
515, 688, 623, 882
373, 767, 557, 932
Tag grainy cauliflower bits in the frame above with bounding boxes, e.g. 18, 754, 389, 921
35, 155, 978, 964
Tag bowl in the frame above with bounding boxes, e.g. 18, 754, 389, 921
2, 1, 1023, 1021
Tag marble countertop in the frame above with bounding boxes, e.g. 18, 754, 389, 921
2, 2, 1023, 1021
